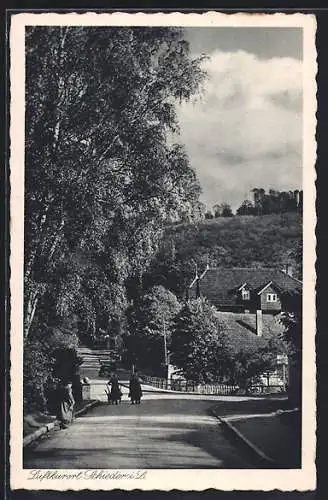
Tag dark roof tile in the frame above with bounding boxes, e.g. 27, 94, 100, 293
191, 267, 301, 309
216, 311, 286, 353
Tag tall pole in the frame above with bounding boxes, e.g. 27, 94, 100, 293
163, 317, 168, 366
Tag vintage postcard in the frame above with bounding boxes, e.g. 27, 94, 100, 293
9, 11, 317, 491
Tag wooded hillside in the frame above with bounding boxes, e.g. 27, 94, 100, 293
144, 212, 302, 297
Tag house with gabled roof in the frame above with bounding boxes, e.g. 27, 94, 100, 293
187, 266, 302, 392
188, 266, 302, 315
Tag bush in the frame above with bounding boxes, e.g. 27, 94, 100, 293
23, 339, 54, 414
52, 347, 83, 382
222, 344, 280, 391
23, 326, 81, 414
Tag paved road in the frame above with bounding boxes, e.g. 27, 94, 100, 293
24, 395, 259, 469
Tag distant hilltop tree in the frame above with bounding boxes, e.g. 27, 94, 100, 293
205, 210, 214, 220
236, 200, 256, 216
236, 189, 303, 216
213, 203, 234, 218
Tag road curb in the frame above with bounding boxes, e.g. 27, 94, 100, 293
211, 409, 277, 466
23, 422, 57, 447
23, 400, 100, 448
74, 400, 100, 417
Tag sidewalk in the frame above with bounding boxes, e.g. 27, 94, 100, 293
214, 406, 301, 468
23, 399, 99, 447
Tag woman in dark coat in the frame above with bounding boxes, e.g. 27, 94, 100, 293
107, 374, 122, 404
129, 372, 142, 405
57, 380, 75, 429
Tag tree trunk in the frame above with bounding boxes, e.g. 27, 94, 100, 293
24, 284, 40, 340
47, 219, 65, 262
24, 198, 54, 283
24, 218, 65, 340
53, 27, 70, 149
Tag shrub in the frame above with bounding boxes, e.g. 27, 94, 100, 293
23, 339, 55, 414
23, 326, 81, 414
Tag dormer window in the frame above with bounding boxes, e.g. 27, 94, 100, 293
242, 289, 250, 300
267, 293, 277, 302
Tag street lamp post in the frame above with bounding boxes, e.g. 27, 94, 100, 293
163, 317, 168, 381
163, 317, 168, 365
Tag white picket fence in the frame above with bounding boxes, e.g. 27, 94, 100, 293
142, 375, 238, 395
142, 375, 286, 395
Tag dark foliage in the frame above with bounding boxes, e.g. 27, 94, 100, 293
171, 299, 226, 383
236, 188, 303, 216
124, 285, 181, 375
170, 299, 282, 388
23, 27, 206, 412
23, 329, 81, 413
144, 212, 302, 298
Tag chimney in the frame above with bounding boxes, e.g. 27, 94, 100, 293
284, 263, 293, 277
256, 310, 263, 337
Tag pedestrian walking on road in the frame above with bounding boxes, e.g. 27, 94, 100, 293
129, 372, 142, 405
57, 380, 75, 429
107, 373, 122, 404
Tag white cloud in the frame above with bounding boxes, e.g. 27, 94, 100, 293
177, 50, 303, 211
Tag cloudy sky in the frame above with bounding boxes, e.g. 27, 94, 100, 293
178, 28, 303, 212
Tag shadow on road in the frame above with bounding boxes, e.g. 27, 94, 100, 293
149, 427, 267, 469
208, 396, 290, 418
23, 395, 297, 469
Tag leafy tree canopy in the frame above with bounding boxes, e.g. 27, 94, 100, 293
124, 285, 181, 374
221, 336, 283, 390
170, 299, 227, 383
24, 26, 206, 341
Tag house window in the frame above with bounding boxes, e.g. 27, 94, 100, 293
267, 293, 277, 302
242, 289, 250, 300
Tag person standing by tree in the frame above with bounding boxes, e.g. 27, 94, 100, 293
56, 379, 75, 429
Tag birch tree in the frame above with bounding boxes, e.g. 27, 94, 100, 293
24, 26, 205, 340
